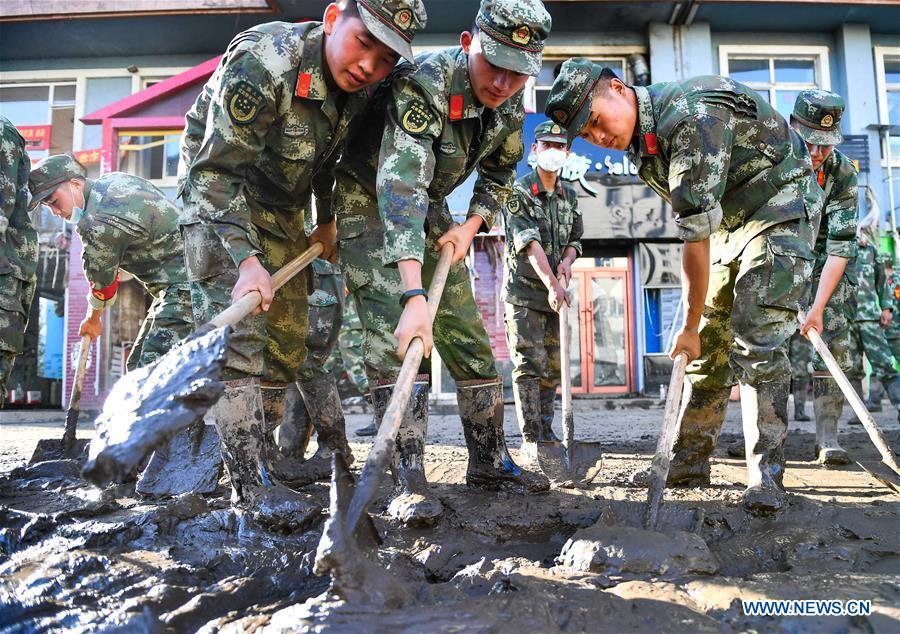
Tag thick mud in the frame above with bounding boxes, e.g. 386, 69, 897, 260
1, 413, 898, 632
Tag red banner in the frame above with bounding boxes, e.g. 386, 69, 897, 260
73, 148, 102, 165
17, 125, 52, 151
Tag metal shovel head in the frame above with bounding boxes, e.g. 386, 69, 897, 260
331, 452, 381, 550
29, 438, 90, 465
856, 460, 900, 494
135, 423, 223, 498
535, 440, 604, 486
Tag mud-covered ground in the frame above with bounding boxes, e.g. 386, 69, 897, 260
1, 398, 898, 633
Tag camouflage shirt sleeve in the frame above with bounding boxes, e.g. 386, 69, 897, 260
823, 154, 859, 260
377, 75, 442, 265
505, 190, 541, 254
187, 48, 279, 267
565, 187, 583, 256
666, 113, 732, 242
79, 215, 130, 308
469, 122, 523, 232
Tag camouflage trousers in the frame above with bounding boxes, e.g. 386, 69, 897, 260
324, 293, 370, 395
126, 285, 194, 371
298, 258, 342, 383
0, 274, 35, 407
856, 320, 898, 382
687, 221, 808, 391
789, 332, 814, 382
182, 222, 309, 383
810, 273, 862, 378
504, 302, 561, 390
338, 214, 496, 383
885, 319, 900, 361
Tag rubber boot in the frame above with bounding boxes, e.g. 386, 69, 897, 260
513, 378, 542, 463
741, 380, 790, 515
457, 379, 550, 493
793, 378, 810, 421
213, 380, 321, 532
539, 385, 561, 442
267, 383, 318, 485
374, 378, 443, 527
866, 379, 884, 412
882, 374, 900, 420
812, 376, 850, 465
356, 392, 378, 436
630, 383, 729, 487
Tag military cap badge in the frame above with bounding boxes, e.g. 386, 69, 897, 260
820, 114, 834, 128
394, 9, 412, 30
511, 26, 531, 45
551, 124, 561, 134
553, 109, 568, 124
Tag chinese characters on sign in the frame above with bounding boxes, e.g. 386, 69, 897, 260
73, 149, 102, 165
17, 125, 52, 151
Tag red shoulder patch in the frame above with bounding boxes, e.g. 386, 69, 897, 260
296, 72, 311, 98
644, 133, 659, 155
449, 95, 463, 121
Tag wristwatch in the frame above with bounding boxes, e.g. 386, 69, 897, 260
400, 288, 428, 306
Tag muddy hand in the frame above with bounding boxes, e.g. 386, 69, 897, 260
233, 256, 273, 315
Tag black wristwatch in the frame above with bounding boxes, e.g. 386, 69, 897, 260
400, 288, 428, 306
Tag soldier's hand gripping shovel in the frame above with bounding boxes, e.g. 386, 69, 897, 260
801, 312, 900, 493
534, 280, 603, 487
29, 335, 92, 463
81, 242, 324, 488
643, 352, 688, 529
313, 243, 454, 607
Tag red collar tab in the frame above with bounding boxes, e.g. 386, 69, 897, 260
296, 72, 312, 98
91, 274, 120, 301
644, 133, 659, 155
531, 182, 539, 196
449, 95, 463, 121
817, 170, 825, 187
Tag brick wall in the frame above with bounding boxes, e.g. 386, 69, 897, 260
64, 231, 105, 409
472, 236, 509, 363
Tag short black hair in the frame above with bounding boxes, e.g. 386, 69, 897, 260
592, 67, 623, 97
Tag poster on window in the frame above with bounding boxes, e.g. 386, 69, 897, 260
17, 125, 52, 151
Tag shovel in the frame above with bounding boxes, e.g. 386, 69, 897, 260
643, 352, 688, 530
535, 282, 603, 487
801, 312, 900, 493
313, 243, 454, 605
82, 242, 323, 487
29, 334, 92, 463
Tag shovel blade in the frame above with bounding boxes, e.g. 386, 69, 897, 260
535, 440, 603, 486
29, 438, 89, 465
135, 423, 223, 498
856, 460, 900, 494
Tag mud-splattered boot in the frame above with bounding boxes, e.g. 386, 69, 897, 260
539, 385, 561, 443
458, 379, 550, 493
813, 377, 850, 465
513, 378, 542, 463
374, 378, 443, 527
267, 383, 317, 484
213, 380, 321, 532
741, 380, 790, 515
630, 384, 729, 487
866, 379, 884, 412
882, 375, 900, 424
793, 378, 811, 421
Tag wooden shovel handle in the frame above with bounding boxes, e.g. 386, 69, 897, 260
62, 334, 92, 451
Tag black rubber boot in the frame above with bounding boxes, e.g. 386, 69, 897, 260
539, 385, 561, 442
741, 380, 790, 515
457, 379, 550, 493
813, 376, 850, 465
267, 383, 321, 485
866, 379, 884, 412
793, 378, 810, 421
513, 377, 542, 444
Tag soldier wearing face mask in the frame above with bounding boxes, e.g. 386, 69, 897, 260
501, 120, 582, 453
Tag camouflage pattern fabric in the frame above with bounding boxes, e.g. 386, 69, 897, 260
856, 321, 898, 382
471, 0, 551, 76
504, 303, 561, 389
789, 331, 814, 381
0, 117, 38, 406
298, 258, 342, 383
886, 271, 900, 360
128, 288, 195, 370
791, 89, 845, 147
810, 274, 862, 377
854, 241, 892, 322
501, 168, 581, 310
334, 46, 529, 382
326, 290, 370, 395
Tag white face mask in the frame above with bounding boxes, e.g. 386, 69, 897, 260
537, 147, 567, 173
65, 183, 85, 225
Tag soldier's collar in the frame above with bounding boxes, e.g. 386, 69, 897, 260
633, 86, 659, 157
526, 169, 562, 198
295, 24, 329, 102
449, 48, 479, 121
82, 179, 94, 209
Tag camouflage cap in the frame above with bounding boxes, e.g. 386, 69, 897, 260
27, 154, 87, 211
792, 89, 844, 146
355, 0, 427, 65
534, 120, 568, 144
544, 57, 605, 145
474, 0, 551, 76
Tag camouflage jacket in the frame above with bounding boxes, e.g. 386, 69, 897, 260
811, 149, 858, 281
628, 77, 821, 264
0, 117, 38, 283
178, 22, 367, 267
854, 241, 892, 322
888, 271, 900, 340
501, 169, 581, 310
78, 174, 188, 302
334, 47, 524, 265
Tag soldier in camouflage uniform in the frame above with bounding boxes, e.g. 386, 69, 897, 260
28, 155, 193, 370
334, 0, 553, 526
788, 91, 862, 465
853, 227, 900, 422
885, 264, 900, 363
0, 117, 38, 407
547, 61, 822, 513
789, 332, 814, 421
177, 0, 427, 530
502, 120, 582, 451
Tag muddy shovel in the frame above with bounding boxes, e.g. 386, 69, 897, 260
313, 244, 454, 605
800, 312, 900, 493
643, 352, 688, 530
535, 283, 603, 487
29, 334, 92, 463
82, 242, 324, 487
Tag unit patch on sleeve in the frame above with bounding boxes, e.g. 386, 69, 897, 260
227, 80, 265, 125
400, 100, 432, 135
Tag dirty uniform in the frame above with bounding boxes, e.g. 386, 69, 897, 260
0, 118, 38, 405
854, 241, 897, 385
77, 174, 194, 369
502, 168, 581, 388
300, 258, 343, 381
886, 271, 900, 361
325, 292, 370, 395
178, 21, 369, 383
335, 47, 524, 384
789, 333, 814, 384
